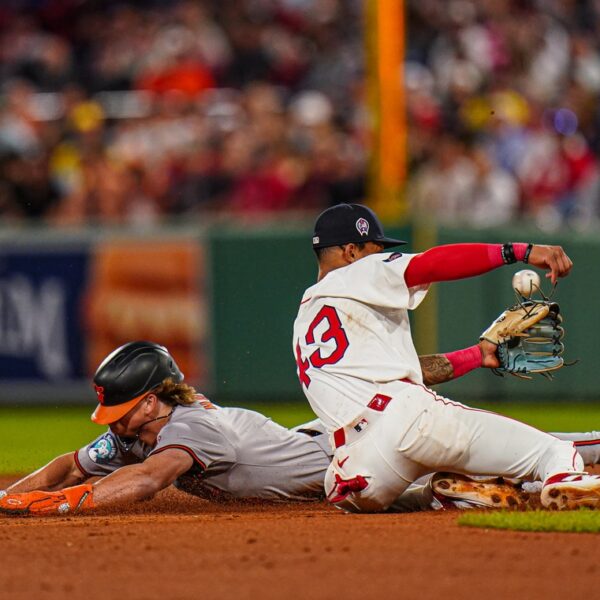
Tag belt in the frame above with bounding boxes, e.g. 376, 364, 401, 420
332, 393, 393, 449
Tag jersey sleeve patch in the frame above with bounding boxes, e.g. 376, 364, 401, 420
383, 252, 403, 263
87, 432, 119, 464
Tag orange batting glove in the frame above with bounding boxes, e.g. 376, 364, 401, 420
0, 484, 95, 516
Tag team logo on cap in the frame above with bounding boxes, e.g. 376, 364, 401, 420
356, 217, 369, 237
88, 433, 118, 464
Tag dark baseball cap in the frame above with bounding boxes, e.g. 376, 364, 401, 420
312, 203, 406, 249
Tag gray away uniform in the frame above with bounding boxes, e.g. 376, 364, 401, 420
75, 403, 331, 501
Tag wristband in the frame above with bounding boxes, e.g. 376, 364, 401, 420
513, 243, 529, 262
501, 243, 516, 264
523, 243, 534, 263
444, 345, 483, 379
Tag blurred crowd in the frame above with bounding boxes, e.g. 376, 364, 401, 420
0, 0, 599, 229
407, 0, 600, 230
0, 0, 366, 225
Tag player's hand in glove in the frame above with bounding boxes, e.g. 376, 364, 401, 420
480, 299, 564, 378
0, 484, 95, 516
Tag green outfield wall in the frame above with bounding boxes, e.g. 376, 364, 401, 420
208, 224, 412, 401
208, 226, 315, 401
208, 223, 599, 404
432, 225, 599, 402
0, 222, 597, 405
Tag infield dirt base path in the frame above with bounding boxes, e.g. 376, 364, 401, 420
1, 480, 599, 600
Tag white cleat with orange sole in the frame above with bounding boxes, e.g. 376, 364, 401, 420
541, 473, 600, 509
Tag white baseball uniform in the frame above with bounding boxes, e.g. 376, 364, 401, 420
295, 418, 600, 511
293, 252, 583, 512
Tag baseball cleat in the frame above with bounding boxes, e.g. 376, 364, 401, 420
541, 472, 600, 509
431, 472, 534, 509
430, 491, 480, 511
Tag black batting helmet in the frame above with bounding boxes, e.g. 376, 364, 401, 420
91, 341, 184, 425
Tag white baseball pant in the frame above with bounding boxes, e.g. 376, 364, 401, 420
324, 380, 582, 512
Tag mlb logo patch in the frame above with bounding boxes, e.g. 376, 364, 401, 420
353, 418, 368, 433
355, 217, 370, 236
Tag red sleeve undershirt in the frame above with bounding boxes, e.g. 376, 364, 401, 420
404, 243, 528, 288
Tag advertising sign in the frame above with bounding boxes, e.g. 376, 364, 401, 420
0, 237, 208, 392
0, 247, 89, 381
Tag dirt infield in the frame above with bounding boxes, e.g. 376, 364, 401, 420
1, 477, 599, 600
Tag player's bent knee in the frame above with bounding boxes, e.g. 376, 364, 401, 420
539, 439, 584, 478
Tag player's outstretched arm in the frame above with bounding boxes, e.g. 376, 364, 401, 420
0, 448, 193, 517
419, 340, 499, 386
419, 354, 454, 386
404, 243, 572, 288
91, 448, 193, 506
6, 452, 86, 494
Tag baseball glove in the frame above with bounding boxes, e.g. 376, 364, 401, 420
480, 299, 565, 379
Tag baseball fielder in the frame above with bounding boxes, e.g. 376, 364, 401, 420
293, 203, 600, 512
1, 341, 598, 515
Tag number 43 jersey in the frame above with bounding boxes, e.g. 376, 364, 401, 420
293, 252, 430, 430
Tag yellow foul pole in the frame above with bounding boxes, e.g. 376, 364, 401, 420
366, 0, 406, 222
366, 2, 437, 354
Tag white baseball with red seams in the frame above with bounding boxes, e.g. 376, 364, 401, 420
512, 269, 541, 297
293, 252, 583, 512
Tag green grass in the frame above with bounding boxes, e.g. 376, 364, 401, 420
459, 510, 600, 533
473, 402, 600, 432
0, 407, 102, 475
0, 401, 597, 476
0, 402, 318, 475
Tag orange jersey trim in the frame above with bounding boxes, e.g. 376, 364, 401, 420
73, 450, 92, 478
150, 444, 207, 472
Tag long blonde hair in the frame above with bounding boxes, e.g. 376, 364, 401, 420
153, 378, 198, 406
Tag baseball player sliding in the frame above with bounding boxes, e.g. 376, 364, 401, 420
0, 341, 598, 515
293, 203, 600, 512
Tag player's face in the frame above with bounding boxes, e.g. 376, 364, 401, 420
346, 241, 385, 260
338, 241, 385, 266
109, 395, 152, 438
360, 241, 385, 256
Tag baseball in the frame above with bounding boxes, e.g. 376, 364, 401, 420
512, 269, 540, 297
